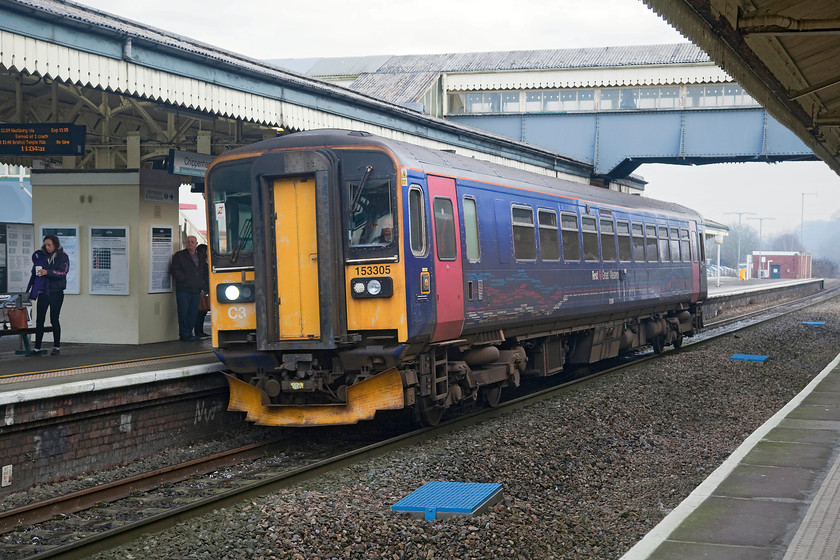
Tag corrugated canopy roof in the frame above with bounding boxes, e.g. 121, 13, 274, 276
271, 43, 709, 77
268, 43, 712, 104
349, 72, 441, 105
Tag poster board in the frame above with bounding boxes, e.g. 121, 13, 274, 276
149, 225, 173, 293
40, 225, 80, 294
89, 226, 130, 295
4, 223, 36, 295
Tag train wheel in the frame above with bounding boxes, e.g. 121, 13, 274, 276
480, 384, 503, 408
672, 336, 683, 350
651, 335, 665, 354
418, 398, 446, 426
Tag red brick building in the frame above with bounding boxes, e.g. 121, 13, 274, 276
749, 251, 812, 279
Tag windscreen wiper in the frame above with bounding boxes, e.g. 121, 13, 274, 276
349, 165, 373, 220
230, 218, 252, 264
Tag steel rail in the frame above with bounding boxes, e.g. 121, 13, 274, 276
0, 439, 282, 535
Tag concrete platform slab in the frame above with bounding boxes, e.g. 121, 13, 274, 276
742, 441, 835, 469
715, 464, 822, 500
666, 496, 804, 548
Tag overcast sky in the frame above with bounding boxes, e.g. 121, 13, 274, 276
75, 0, 840, 238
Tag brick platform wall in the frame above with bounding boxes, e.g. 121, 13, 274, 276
0, 372, 257, 496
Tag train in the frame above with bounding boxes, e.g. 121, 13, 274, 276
204, 129, 707, 427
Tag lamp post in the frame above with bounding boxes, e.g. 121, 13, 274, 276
748, 217, 775, 279
800, 192, 817, 249
724, 211, 756, 279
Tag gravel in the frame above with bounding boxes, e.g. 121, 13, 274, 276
73, 294, 840, 560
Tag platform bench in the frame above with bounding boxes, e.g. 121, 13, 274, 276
0, 326, 54, 355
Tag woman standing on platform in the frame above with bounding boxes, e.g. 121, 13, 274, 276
25, 234, 70, 356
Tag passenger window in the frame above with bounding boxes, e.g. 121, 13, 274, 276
631, 223, 645, 261
538, 209, 560, 261
658, 226, 670, 262
645, 225, 658, 262
512, 205, 536, 260
408, 186, 426, 256
581, 216, 599, 261
680, 229, 691, 262
561, 213, 581, 262
617, 221, 631, 262
690, 230, 698, 263
433, 197, 456, 260
463, 197, 480, 262
670, 227, 680, 262
600, 218, 617, 262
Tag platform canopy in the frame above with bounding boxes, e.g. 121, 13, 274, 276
645, 0, 840, 177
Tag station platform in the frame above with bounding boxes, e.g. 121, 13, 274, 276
0, 336, 221, 397
705, 276, 821, 297
622, 350, 840, 560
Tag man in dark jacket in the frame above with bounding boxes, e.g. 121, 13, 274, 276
170, 235, 205, 341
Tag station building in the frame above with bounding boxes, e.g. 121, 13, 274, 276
749, 251, 812, 280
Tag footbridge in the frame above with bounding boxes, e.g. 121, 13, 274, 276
275, 45, 818, 179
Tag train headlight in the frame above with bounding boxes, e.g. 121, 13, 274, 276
216, 283, 256, 303
224, 285, 241, 300
350, 277, 393, 299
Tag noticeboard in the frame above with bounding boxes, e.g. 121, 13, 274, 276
89, 226, 130, 295
0, 223, 36, 295
148, 225, 173, 293
0, 124, 86, 156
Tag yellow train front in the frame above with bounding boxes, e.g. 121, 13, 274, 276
206, 130, 418, 426
206, 129, 706, 427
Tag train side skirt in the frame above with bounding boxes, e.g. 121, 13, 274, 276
224, 368, 405, 426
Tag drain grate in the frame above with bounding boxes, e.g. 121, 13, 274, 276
392, 482, 503, 521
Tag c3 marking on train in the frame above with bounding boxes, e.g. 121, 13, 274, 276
228, 306, 247, 320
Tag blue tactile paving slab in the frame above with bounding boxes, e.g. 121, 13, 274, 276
802, 321, 826, 326
729, 353, 770, 363
392, 482, 503, 521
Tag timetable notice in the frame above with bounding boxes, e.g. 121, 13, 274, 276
0, 123, 86, 155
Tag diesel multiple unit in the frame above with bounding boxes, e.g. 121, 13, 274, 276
204, 130, 707, 426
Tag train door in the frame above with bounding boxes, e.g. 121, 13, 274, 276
272, 176, 320, 340
689, 220, 704, 300
427, 175, 464, 341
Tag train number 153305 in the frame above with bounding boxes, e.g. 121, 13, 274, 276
354, 265, 391, 276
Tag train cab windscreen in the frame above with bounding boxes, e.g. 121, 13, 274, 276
207, 162, 253, 267
343, 152, 398, 260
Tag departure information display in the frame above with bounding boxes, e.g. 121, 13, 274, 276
0, 123, 86, 156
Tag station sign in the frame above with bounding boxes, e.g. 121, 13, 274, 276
168, 149, 213, 178
0, 123, 86, 156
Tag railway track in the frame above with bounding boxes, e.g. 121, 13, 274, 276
3, 283, 838, 560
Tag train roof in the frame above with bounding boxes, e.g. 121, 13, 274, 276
225, 129, 704, 222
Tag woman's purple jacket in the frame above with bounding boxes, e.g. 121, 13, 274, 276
26, 248, 69, 300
